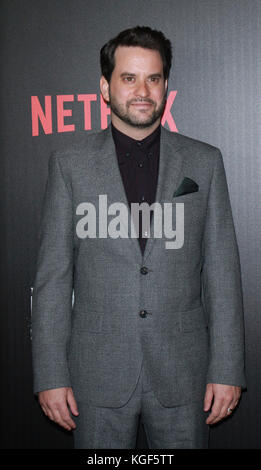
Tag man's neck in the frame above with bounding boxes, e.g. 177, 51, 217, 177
111, 115, 161, 141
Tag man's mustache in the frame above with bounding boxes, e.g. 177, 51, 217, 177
128, 98, 156, 105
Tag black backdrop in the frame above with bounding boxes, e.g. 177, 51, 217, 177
1, 0, 261, 449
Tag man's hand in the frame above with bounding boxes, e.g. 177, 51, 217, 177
204, 383, 241, 425
38, 387, 79, 431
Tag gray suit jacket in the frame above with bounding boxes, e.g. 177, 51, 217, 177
32, 125, 246, 407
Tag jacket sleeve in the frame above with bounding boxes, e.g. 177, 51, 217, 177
201, 149, 246, 388
31, 153, 74, 394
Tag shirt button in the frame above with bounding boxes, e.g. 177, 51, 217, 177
126, 152, 130, 157
137, 142, 142, 147
141, 195, 145, 202
138, 162, 143, 168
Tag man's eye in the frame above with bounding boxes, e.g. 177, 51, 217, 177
149, 77, 160, 82
124, 77, 134, 82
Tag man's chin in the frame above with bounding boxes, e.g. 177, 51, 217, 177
110, 104, 162, 129
129, 120, 157, 129
125, 113, 160, 128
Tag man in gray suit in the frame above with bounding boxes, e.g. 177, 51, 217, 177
32, 26, 246, 449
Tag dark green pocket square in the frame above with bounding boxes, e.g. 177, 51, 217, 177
173, 177, 199, 197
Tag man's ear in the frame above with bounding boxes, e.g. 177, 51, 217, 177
100, 76, 110, 102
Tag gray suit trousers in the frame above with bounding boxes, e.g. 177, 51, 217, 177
73, 360, 209, 449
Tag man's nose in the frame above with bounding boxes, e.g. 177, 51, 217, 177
134, 80, 150, 98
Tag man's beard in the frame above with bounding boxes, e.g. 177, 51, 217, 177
109, 90, 167, 129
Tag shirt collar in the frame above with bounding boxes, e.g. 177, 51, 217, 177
111, 122, 161, 161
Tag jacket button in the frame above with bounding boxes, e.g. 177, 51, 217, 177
139, 310, 147, 318
140, 266, 148, 275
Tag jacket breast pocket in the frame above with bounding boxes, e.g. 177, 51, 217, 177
172, 190, 202, 204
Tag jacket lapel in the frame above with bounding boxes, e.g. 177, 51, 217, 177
97, 125, 142, 262
97, 125, 184, 263
143, 126, 184, 262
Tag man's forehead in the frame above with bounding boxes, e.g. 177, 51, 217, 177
114, 45, 163, 65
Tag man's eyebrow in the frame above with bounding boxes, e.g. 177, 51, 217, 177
120, 72, 136, 77
120, 72, 163, 77
148, 73, 163, 78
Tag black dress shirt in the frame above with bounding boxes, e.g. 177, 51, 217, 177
111, 123, 161, 255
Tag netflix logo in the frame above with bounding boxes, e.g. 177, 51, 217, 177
31, 91, 178, 136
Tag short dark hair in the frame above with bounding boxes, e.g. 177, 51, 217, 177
100, 26, 172, 83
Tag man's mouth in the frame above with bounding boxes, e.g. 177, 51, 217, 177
130, 101, 153, 107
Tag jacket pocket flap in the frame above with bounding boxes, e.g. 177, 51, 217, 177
180, 305, 207, 332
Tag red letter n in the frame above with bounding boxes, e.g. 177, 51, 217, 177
31, 96, 52, 136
